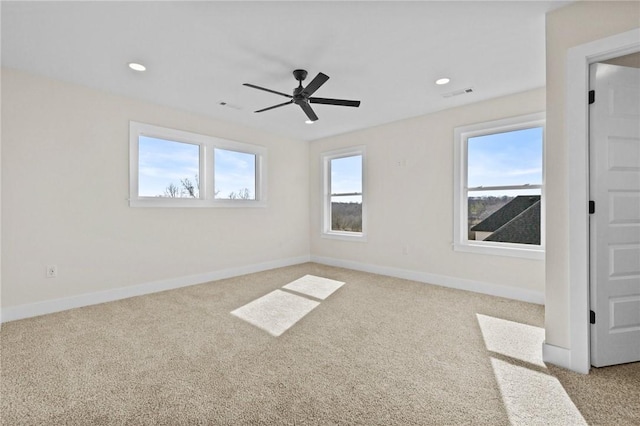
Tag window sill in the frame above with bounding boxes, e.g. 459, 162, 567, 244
321, 231, 367, 242
129, 198, 267, 208
454, 242, 544, 260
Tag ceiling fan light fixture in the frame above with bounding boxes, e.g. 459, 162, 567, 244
305, 119, 315, 124
128, 62, 146, 72
435, 77, 450, 85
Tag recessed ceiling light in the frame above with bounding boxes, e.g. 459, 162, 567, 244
305, 120, 315, 124
435, 78, 450, 85
128, 62, 146, 72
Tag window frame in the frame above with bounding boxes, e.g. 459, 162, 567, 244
321, 146, 366, 241
453, 112, 545, 259
129, 121, 267, 208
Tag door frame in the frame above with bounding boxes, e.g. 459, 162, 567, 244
567, 28, 640, 374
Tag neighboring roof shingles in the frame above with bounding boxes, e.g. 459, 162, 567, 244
470, 195, 541, 232
485, 200, 541, 245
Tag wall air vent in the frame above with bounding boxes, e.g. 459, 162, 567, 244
442, 87, 474, 98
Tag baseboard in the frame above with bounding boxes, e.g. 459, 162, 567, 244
1, 255, 311, 324
2, 254, 544, 323
542, 341, 575, 371
310, 255, 545, 305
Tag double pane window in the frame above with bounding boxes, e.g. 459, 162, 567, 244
467, 127, 543, 245
321, 148, 365, 239
130, 122, 265, 207
454, 112, 545, 258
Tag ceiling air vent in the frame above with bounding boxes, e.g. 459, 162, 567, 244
218, 101, 242, 110
442, 87, 474, 98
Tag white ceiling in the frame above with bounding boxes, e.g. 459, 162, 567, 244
1, 1, 569, 141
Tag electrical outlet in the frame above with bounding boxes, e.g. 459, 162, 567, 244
46, 265, 57, 278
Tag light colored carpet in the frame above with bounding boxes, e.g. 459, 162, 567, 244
1, 263, 639, 425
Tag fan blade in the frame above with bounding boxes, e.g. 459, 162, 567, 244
243, 83, 292, 98
299, 102, 318, 122
309, 97, 361, 107
302, 72, 329, 96
254, 100, 293, 113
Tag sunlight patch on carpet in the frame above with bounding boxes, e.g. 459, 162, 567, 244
476, 314, 545, 367
282, 275, 345, 300
491, 358, 587, 425
478, 314, 586, 425
231, 290, 320, 337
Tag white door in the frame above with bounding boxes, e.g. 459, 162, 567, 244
589, 63, 640, 367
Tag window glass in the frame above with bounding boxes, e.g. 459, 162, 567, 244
467, 127, 543, 188
453, 112, 545, 258
130, 121, 266, 208
138, 136, 200, 198
214, 149, 256, 200
330, 155, 362, 233
466, 127, 543, 245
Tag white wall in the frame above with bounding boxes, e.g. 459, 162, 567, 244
544, 1, 640, 350
1, 69, 310, 313
309, 88, 546, 301
0, 68, 3, 321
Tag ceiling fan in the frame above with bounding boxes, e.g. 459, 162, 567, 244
243, 69, 361, 122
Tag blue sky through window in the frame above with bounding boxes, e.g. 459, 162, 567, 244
214, 148, 256, 199
138, 136, 199, 197
467, 127, 543, 193
331, 155, 362, 203
137, 137, 258, 199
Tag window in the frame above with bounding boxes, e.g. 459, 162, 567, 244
214, 148, 257, 200
453, 112, 544, 259
130, 122, 266, 207
322, 147, 365, 240
138, 136, 201, 198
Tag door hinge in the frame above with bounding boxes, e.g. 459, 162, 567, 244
589, 90, 595, 104
590, 310, 596, 324
589, 200, 595, 214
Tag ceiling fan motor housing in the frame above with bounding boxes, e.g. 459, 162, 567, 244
293, 87, 307, 104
